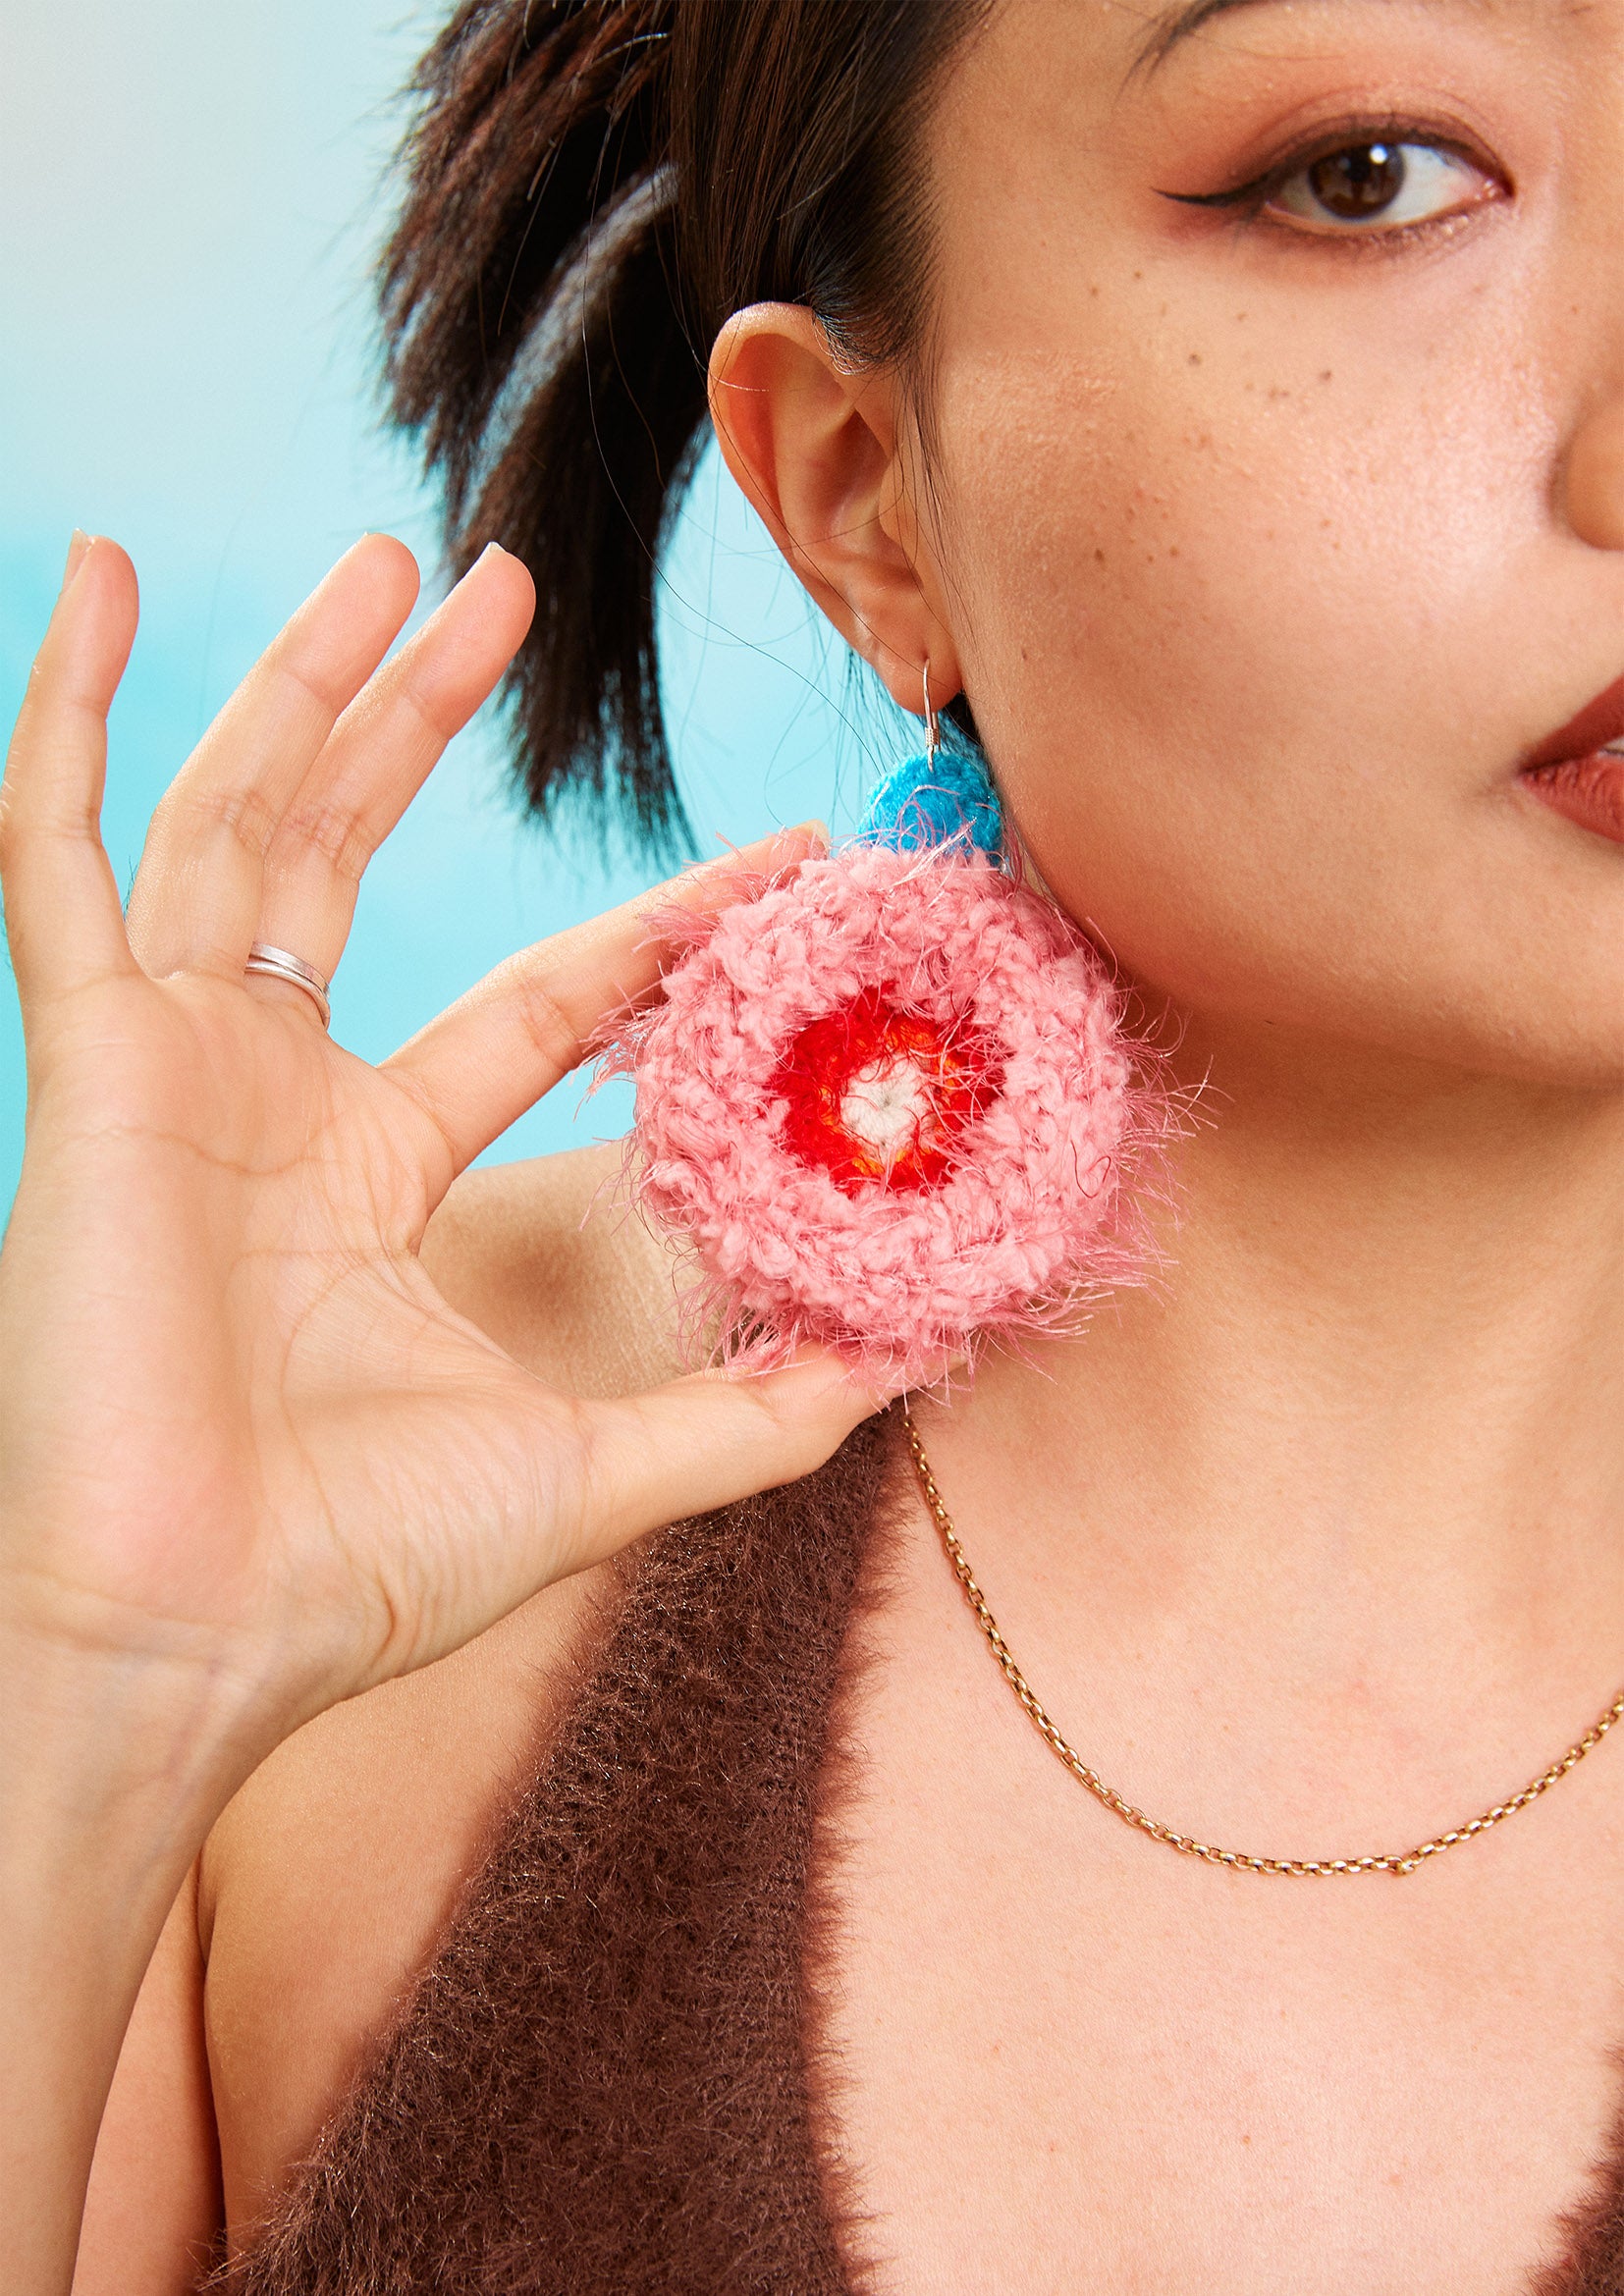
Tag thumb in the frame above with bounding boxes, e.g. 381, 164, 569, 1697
553, 1350, 890, 1578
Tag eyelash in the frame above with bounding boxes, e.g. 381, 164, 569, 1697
1165, 119, 1507, 244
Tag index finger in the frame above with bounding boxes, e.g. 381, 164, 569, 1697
382, 823, 828, 1182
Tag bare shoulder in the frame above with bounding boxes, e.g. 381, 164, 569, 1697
199, 1141, 684, 2233
418, 1137, 687, 1392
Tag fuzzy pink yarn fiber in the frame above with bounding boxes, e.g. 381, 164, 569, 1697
602, 841, 1143, 1389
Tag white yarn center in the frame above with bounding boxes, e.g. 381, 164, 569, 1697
839, 1055, 936, 1159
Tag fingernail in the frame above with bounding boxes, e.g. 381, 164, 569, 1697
477, 540, 509, 563
776, 818, 830, 858
773, 1347, 892, 1418
60, 529, 91, 594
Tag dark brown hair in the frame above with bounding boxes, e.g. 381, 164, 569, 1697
381, 0, 993, 857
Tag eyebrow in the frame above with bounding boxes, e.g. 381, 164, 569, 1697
1128, 0, 1469, 76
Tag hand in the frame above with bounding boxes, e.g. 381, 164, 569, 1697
0, 533, 872, 1774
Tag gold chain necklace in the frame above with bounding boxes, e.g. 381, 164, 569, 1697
902, 1409, 1624, 1878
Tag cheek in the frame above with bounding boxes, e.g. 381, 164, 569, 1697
931, 315, 1560, 1035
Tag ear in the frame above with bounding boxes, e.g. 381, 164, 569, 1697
707, 304, 962, 721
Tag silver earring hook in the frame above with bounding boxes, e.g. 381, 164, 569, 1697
922, 661, 941, 766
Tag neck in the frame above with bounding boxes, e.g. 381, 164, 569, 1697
930, 1024, 1624, 1678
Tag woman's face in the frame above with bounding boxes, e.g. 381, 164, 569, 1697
916, 0, 1624, 1085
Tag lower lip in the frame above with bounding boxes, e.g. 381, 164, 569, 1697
1518, 752, 1624, 845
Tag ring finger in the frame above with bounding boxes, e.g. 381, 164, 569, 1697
125, 534, 420, 982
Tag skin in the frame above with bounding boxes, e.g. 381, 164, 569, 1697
704, 0, 1624, 2283
4, 0, 1624, 2286
0, 534, 871, 2292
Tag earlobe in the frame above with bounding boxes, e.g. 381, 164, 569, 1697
707, 305, 962, 713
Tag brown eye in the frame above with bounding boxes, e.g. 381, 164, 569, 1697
1306, 142, 1405, 219
1272, 139, 1492, 233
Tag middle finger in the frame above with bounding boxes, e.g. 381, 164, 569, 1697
247, 545, 536, 988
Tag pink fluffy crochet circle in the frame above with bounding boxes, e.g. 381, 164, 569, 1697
626, 842, 1135, 1388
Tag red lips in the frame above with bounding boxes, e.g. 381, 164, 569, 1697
1519, 670, 1624, 845
1523, 670, 1624, 773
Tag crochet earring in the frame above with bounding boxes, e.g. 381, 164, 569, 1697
598, 669, 1157, 1390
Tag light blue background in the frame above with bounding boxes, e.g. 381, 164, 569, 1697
0, 0, 914, 1211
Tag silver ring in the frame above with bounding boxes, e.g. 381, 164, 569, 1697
244, 940, 332, 1030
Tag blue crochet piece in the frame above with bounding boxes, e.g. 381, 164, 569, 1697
855, 747, 1003, 858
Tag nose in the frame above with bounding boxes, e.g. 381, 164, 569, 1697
1564, 388, 1624, 549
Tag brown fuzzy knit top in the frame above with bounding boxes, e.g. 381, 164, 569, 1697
210, 1408, 1624, 2295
